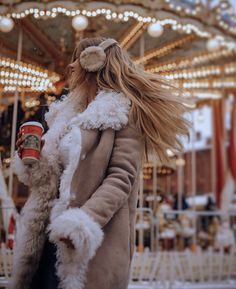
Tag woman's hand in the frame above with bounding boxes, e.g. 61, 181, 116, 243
59, 237, 75, 249
16, 132, 24, 158
16, 131, 45, 159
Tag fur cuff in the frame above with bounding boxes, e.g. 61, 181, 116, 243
13, 152, 60, 187
13, 152, 35, 186
48, 208, 104, 259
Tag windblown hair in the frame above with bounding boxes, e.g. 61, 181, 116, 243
68, 37, 190, 162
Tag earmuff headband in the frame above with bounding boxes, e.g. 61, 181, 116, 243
79, 38, 118, 72
99, 39, 118, 50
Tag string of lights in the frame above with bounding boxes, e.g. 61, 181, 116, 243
146, 49, 236, 73
0, 0, 235, 37
0, 57, 60, 92
174, 76, 236, 90
161, 62, 236, 80
134, 34, 196, 64
0, 5, 231, 41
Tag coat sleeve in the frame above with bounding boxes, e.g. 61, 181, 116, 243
13, 149, 60, 187
13, 152, 48, 186
13, 152, 33, 186
79, 124, 144, 227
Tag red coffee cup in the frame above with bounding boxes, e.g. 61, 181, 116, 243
20, 121, 44, 165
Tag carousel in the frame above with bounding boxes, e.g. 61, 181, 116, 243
0, 0, 236, 288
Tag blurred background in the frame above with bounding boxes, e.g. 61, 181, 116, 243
0, 0, 236, 288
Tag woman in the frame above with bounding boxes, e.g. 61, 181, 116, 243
10, 37, 189, 289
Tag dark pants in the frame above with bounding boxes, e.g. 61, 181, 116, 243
30, 238, 59, 289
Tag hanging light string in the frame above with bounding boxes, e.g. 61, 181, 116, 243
146, 49, 236, 73
0, 2, 236, 47
160, 62, 236, 80
3, 9, 212, 38
0, 57, 60, 92
134, 34, 196, 64
173, 76, 236, 90
216, 1, 236, 36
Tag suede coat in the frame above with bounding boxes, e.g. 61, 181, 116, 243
10, 89, 144, 289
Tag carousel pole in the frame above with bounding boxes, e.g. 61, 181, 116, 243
152, 157, 157, 213
152, 156, 157, 251
0, 86, 3, 104
212, 98, 227, 208
210, 106, 217, 203
138, 171, 144, 251
177, 153, 184, 210
8, 28, 23, 196
191, 110, 197, 247
138, 34, 145, 252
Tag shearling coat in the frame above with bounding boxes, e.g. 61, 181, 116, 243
10, 90, 144, 289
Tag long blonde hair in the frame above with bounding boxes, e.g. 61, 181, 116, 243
69, 37, 190, 162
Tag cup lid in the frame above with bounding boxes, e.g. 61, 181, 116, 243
20, 121, 44, 131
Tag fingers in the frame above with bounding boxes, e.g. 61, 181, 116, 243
17, 145, 24, 158
16, 137, 24, 149
16, 131, 24, 149
16, 132, 24, 159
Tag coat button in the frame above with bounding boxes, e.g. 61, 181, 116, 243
81, 153, 86, 160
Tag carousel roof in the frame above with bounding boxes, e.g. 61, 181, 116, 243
0, 0, 236, 101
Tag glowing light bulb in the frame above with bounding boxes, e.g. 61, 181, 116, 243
72, 15, 88, 31
0, 17, 14, 33
147, 22, 164, 38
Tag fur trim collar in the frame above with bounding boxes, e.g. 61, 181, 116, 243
45, 89, 131, 131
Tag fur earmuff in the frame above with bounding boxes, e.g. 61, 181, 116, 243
79, 38, 118, 72
80, 46, 106, 72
